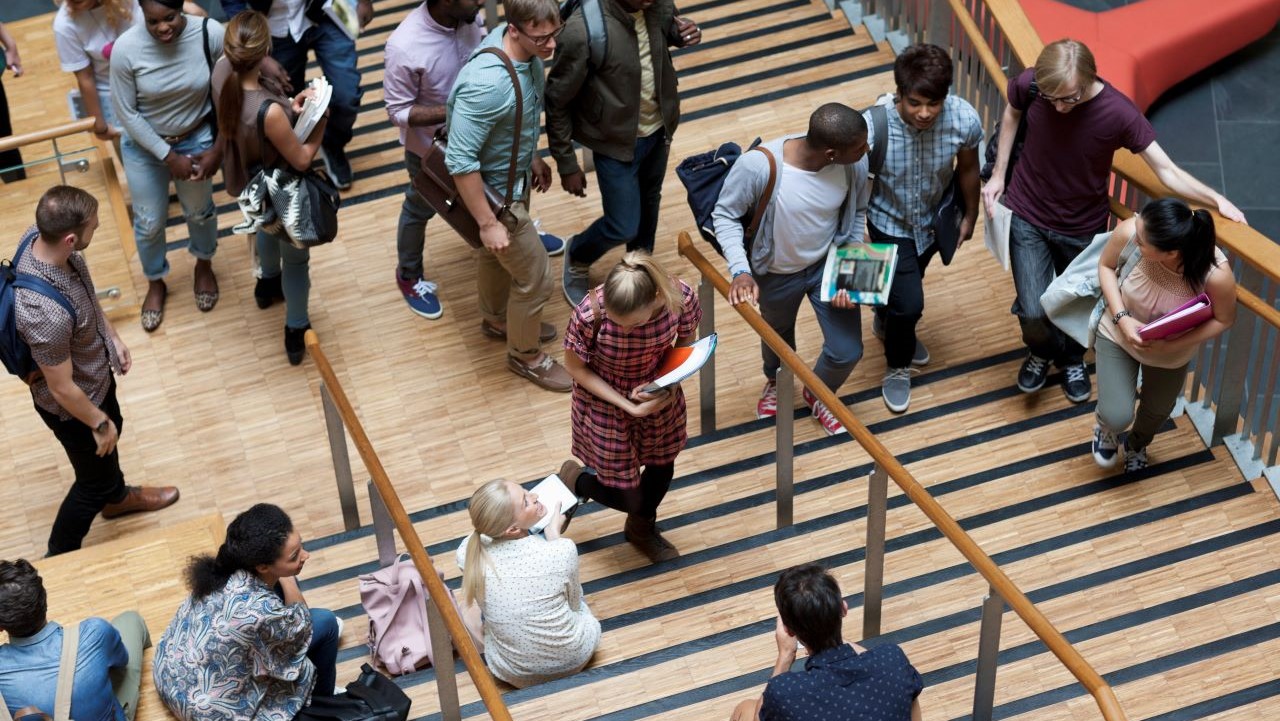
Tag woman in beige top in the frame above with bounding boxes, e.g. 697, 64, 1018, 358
456, 476, 601, 688
1093, 198, 1236, 472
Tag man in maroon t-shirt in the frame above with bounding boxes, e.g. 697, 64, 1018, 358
982, 39, 1244, 403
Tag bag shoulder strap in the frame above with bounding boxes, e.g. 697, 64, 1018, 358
54, 622, 79, 721
9, 232, 77, 325
476, 47, 522, 208
744, 146, 777, 241
201, 19, 213, 74
254, 99, 287, 170
867, 104, 888, 177
582, 0, 608, 68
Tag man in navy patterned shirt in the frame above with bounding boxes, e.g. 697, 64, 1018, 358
732, 564, 923, 721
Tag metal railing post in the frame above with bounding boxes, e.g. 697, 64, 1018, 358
698, 275, 717, 433
425, 595, 462, 721
972, 587, 1005, 721
775, 366, 794, 529
367, 481, 398, 568
862, 463, 888, 639
320, 384, 361, 531
483, 0, 501, 30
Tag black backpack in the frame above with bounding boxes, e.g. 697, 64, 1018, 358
676, 139, 777, 258
561, 0, 608, 68
1, 229, 77, 382
980, 79, 1039, 184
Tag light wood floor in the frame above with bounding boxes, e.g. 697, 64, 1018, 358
3, 2, 1279, 721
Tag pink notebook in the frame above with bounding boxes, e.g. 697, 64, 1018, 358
1138, 293, 1213, 340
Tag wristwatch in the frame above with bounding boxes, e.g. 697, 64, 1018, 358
94, 419, 109, 434
732, 270, 752, 279
1113, 309, 1131, 324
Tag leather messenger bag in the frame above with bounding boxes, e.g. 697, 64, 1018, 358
414, 47, 523, 249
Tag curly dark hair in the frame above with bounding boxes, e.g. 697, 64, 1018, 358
187, 504, 294, 599
0, 560, 48, 637
893, 43, 954, 101
774, 564, 845, 653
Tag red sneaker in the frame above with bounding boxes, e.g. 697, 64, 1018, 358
803, 388, 847, 436
756, 380, 778, 419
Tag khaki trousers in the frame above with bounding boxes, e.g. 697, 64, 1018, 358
475, 200, 551, 361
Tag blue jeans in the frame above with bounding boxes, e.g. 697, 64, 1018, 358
271, 18, 362, 154
120, 124, 219, 280
1009, 212, 1102, 366
257, 230, 311, 329
568, 129, 670, 266
757, 258, 864, 390
397, 150, 437, 280
307, 607, 340, 697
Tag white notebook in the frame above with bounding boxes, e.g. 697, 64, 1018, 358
528, 473, 580, 534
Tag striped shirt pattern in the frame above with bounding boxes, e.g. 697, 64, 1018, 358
863, 95, 983, 254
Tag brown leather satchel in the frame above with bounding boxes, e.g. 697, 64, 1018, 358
414, 47, 524, 249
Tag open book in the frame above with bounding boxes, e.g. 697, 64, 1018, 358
1138, 293, 1213, 341
293, 77, 332, 141
324, 0, 361, 41
528, 473, 580, 534
818, 242, 898, 305
640, 333, 717, 394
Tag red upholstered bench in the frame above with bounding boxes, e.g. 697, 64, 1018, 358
1018, 0, 1280, 111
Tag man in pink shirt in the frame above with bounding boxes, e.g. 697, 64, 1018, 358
384, 0, 487, 320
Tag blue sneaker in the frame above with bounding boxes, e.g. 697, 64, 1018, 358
540, 231, 566, 257
396, 274, 443, 319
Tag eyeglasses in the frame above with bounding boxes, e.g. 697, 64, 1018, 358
517, 23, 564, 46
1041, 88, 1084, 105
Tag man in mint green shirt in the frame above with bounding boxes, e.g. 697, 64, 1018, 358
446, 0, 571, 393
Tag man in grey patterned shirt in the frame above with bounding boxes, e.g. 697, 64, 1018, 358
863, 44, 982, 413
15, 186, 178, 556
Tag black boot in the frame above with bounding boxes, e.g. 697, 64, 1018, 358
284, 324, 310, 366
255, 275, 284, 309
624, 514, 679, 563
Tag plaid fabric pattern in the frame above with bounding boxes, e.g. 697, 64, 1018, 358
13, 227, 120, 420
863, 95, 983, 255
565, 281, 701, 488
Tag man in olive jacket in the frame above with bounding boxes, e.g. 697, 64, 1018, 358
545, 0, 701, 305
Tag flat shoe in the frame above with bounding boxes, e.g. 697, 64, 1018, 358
140, 284, 167, 332
506, 354, 572, 392
481, 321, 557, 344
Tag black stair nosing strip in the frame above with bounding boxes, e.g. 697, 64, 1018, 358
304, 393, 1101, 584
356, 450, 1227, 692
1142, 679, 1280, 721
943, 620, 1280, 721
300, 345, 1035, 553
406, 515, 1279, 721
162, 35, 872, 219
919, 567, 1280, 687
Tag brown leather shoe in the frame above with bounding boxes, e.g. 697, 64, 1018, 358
507, 354, 572, 392
624, 514, 680, 563
101, 485, 180, 519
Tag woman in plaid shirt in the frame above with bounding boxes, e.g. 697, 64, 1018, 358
562, 253, 701, 563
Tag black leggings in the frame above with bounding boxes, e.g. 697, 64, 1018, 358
578, 463, 674, 518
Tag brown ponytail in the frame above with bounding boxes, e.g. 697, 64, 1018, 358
217, 12, 273, 155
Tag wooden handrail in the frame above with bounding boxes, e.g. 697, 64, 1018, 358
980, 0, 1280, 285
0, 118, 96, 153
678, 232, 1128, 721
303, 330, 514, 721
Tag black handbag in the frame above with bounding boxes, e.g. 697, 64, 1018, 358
253, 100, 342, 248
933, 175, 963, 266
294, 664, 412, 721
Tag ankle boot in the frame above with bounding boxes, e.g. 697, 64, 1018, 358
285, 324, 310, 365
624, 514, 679, 563
255, 275, 284, 309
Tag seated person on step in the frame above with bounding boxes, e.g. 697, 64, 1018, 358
456, 476, 601, 688
714, 103, 871, 437
152, 504, 340, 720
731, 564, 923, 721
0, 559, 150, 721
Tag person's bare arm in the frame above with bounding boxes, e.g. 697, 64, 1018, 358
0, 21, 22, 76
278, 575, 306, 605
1140, 142, 1246, 223
262, 100, 325, 172
408, 104, 448, 127
980, 102, 1021, 215
39, 360, 118, 456
956, 146, 981, 245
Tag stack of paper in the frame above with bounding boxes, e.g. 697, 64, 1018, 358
293, 76, 332, 141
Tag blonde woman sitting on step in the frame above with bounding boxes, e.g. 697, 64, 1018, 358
456, 475, 601, 688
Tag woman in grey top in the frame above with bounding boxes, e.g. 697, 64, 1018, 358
109, 0, 223, 332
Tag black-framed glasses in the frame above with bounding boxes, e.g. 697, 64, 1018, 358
1041, 88, 1084, 105
517, 23, 564, 46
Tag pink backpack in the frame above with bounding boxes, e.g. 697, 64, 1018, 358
359, 554, 457, 675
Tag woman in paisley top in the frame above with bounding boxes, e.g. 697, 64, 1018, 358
152, 504, 340, 720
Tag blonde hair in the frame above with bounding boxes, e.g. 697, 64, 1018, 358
460, 479, 517, 606
603, 252, 682, 318
1034, 39, 1097, 96
57, 0, 134, 33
